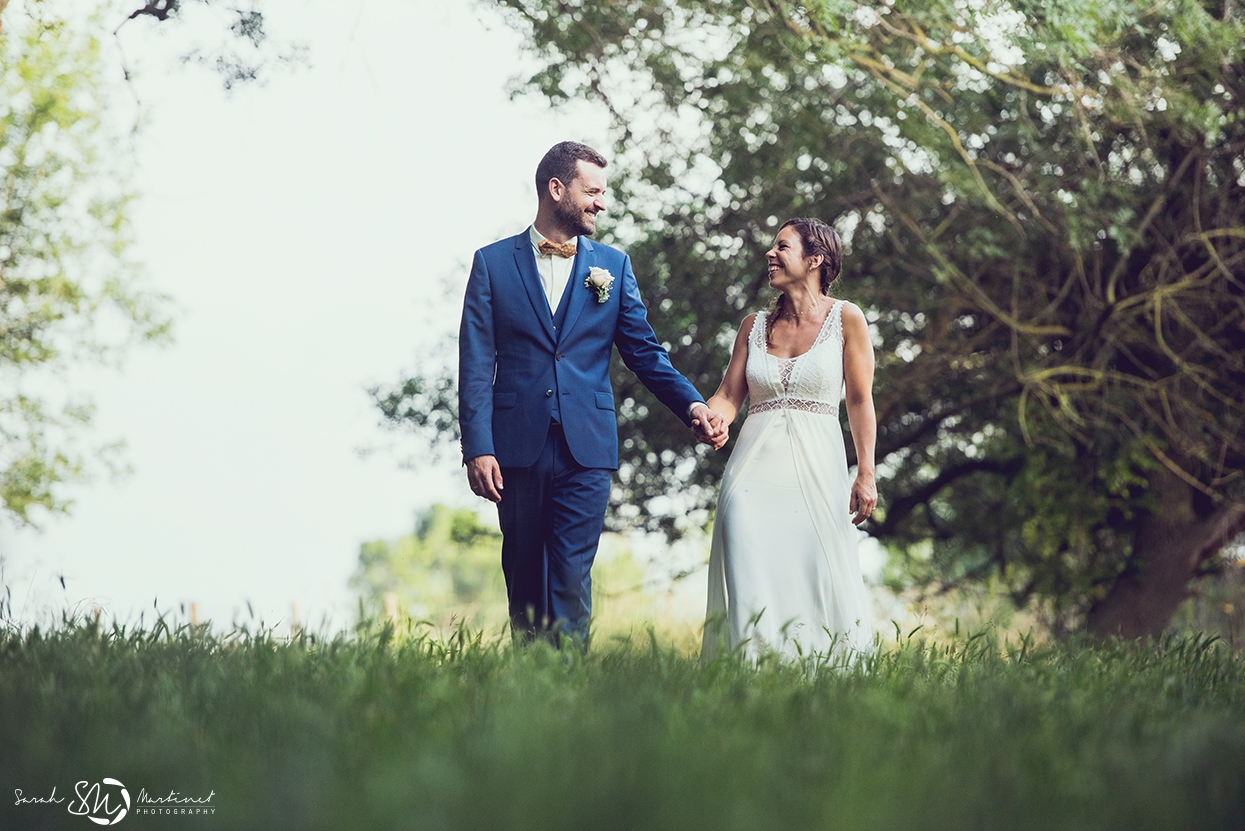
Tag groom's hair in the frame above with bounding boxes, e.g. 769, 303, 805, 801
535, 141, 608, 199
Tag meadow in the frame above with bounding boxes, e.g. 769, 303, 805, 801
2, 619, 1243, 830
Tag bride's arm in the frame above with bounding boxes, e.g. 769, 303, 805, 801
705, 313, 754, 431
842, 303, 878, 525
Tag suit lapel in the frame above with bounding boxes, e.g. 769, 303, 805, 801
558, 237, 594, 343
512, 232, 556, 343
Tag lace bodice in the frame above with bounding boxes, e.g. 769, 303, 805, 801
745, 301, 845, 416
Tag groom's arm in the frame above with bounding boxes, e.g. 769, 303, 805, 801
458, 249, 497, 461
612, 254, 705, 427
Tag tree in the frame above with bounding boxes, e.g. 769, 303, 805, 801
4, 2, 293, 88
111, 0, 304, 91
381, 0, 1245, 638
0, 0, 299, 526
0, 3, 170, 524
350, 504, 508, 630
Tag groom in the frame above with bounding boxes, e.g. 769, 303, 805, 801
459, 141, 722, 646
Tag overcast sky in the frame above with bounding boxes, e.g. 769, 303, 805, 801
1, 0, 614, 631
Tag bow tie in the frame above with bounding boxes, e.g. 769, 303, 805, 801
537, 239, 578, 259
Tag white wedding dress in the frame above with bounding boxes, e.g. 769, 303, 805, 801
702, 300, 874, 661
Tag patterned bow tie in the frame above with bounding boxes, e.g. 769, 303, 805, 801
537, 239, 578, 259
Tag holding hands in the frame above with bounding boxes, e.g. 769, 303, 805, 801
690, 403, 730, 450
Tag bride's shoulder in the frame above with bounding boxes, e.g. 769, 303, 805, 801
729, 312, 761, 351
834, 300, 872, 344
835, 300, 867, 327
733, 311, 761, 335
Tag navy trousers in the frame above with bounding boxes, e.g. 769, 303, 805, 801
497, 422, 612, 646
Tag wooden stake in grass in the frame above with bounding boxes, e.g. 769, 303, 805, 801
290, 603, 302, 640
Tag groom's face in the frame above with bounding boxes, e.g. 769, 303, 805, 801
553, 161, 608, 237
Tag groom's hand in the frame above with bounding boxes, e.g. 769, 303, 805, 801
691, 404, 728, 450
466, 455, 504, 503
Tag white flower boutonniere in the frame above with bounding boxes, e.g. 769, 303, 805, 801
585, 266, 615, 303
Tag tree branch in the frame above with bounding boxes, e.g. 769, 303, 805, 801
127, 1, 178, 23
874, 456, 1026, 538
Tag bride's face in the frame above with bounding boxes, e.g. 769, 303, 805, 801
766, 227, 819, 291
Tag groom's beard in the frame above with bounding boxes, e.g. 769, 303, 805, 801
553, 198, 597, 238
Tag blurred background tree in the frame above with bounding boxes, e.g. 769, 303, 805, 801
380, 0, 1245, 639
350, 505, 674, 640
0, 0, 296, 527
111, 0, 303, 91
0, 3, 170, 524
351, 504, 507, 630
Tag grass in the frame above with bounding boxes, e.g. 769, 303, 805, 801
2, 618, 1244, 830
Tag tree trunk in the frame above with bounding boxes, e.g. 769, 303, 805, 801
0, 1, 9, 33
1086, 467, 1245, 640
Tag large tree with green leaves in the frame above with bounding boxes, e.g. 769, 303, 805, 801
384, 0, 1245, 638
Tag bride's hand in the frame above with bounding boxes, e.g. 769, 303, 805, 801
849, 471, 877, 526
705, 412, 729, 450
691, 406, 729, 450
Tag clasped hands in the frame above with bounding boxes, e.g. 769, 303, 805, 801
691, 403, 729, 451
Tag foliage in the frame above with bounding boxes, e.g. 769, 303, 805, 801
0, 4, 170, 524
0, 0, 300, 525
370, 367, 459, 461
1176, 555, 1245, 649
2, 618, 1244, 829
112, 0, 306, 90
350, 504, 693, 643
350, 504, 507, 629
382, 0, 1245, 630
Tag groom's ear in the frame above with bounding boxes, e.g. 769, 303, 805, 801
547, 177, 567, 203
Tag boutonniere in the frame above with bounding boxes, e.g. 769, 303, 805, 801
585, 267, 615, 303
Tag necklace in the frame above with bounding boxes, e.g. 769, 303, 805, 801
790, 297, 824, 317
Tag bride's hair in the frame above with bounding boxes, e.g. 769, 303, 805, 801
766, 217, 844, 345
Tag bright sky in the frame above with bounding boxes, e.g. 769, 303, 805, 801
1, 0, 613, 632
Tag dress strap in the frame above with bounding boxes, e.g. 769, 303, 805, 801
748, 310, 767, 350
830, 299, 845, 347
807, 299, 841, 352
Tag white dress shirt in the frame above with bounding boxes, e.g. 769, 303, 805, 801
529, 225, 576, 312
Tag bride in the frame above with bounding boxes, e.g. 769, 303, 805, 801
699, 217, 877, 661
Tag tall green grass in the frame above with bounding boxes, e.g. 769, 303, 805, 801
2, 619, 1243, 830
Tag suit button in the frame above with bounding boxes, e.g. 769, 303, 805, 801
545, 389, 553, 397
556, 354, 564, 361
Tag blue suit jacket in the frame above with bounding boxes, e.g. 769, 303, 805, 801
459, 231, 703, 470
